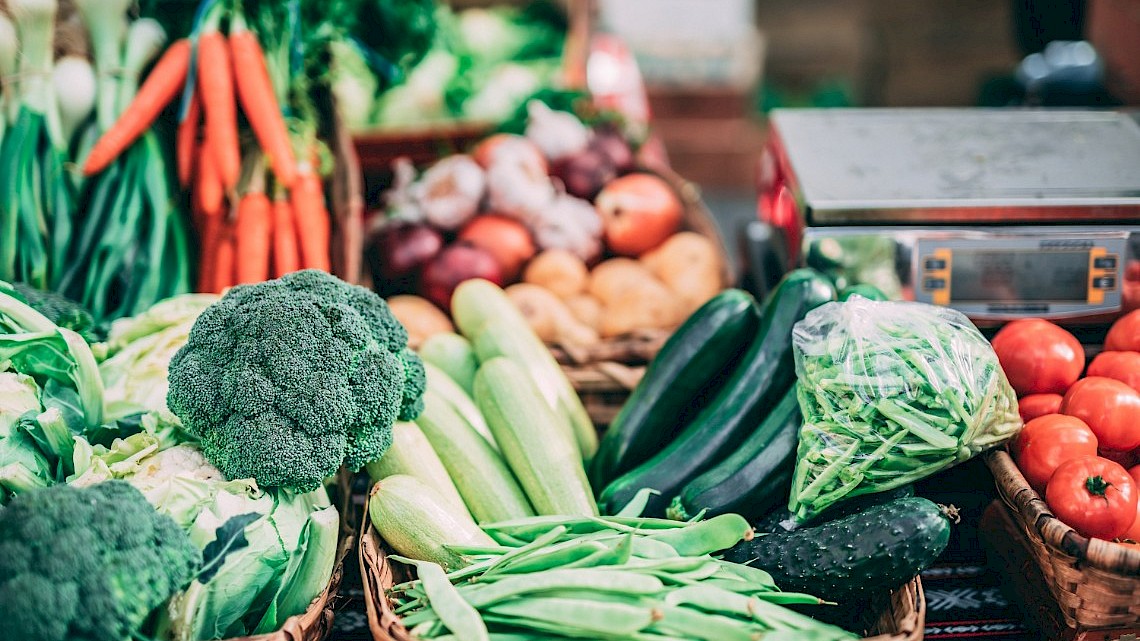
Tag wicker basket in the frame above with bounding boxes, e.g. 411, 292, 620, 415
985, 449, 1140, 630
219, 473, 358, 641
357, 501, 926, 641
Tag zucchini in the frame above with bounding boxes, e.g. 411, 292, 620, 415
590, 289, 760, 489
474, 357, 599, 517
753, 484, 915, 534
420, 332, 477, 394
453, 279, 598, 462
365, 421, 472, 520
667, 386, 800, 522
597, 270, 835, 517
423, 361, 498, 451
416, 388, 535, 523
838, 283, 888, 302
368, 474, 496, 571
723, 497, 951, 601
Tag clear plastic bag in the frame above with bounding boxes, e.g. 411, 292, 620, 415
788, 296, 1021, 522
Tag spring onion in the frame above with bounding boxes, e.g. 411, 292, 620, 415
51, 56, 97, 145
74, 0, 132, 131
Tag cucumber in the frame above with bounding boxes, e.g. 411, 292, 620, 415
597, 269, 836, 517
589, 289, 760, 489
365, 421, 472, 520
420, 332, 477, 394
368, 474, 496, 571
839, 283, 888, 302
416, 388, 535, 523
723, 497, 951, 601
753, 485, 916, 534
474, 357, 599, 517
667, 386, 800, 522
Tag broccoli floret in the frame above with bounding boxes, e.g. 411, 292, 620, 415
0, 481, 200, 641
10, 283, 99, 343
166, 270, 425, 491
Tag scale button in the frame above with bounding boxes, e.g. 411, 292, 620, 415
1094, 256, 1117, 269
1093, 277, 1116, 289
923, 278, 947, 291
924, 258, 947, 271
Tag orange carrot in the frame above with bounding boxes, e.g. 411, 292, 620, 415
83, 39, 191, 175
176, 90, 201, 188
195, 133, 224, 217
290, 168, 331, 272
212, 217, 238, 293
197, 31, 241, 190
234, 191, 273, 284
196, 212, 220, 293
271, 196, 300, 277
230, 25, 298, 188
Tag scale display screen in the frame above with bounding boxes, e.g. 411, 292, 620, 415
950, 250, 1089, 303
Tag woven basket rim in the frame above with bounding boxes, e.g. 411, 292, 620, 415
985, 449, 1140, 576
220, 472, 358, 641
357, 493, 925, 641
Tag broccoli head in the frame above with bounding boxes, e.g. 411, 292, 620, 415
10, 282, 99, 343
0, 481, 200, 641
166, 269, 425, 490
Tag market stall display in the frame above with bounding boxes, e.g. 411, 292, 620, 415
356, 273, 939, 641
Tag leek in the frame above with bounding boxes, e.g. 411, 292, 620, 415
74, 0, 132, 130
0, 13, 16, 135
51, 56, 97, 146
9, 0, 63, 148
117, 19, 167, 115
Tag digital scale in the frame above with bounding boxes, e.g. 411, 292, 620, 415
755, 108, 1140, 327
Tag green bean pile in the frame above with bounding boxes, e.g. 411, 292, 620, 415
389, 508, 860, 641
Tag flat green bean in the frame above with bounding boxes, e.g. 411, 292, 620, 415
485, 597, 656, 637
645, 514, 753, 556
416, 562, 489, 641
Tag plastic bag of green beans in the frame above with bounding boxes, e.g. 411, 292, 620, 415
788, 296, 1022, 522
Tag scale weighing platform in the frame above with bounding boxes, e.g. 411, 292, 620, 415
757, 108, 1140, 326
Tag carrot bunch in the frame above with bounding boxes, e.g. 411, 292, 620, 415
81, 6, 333, 294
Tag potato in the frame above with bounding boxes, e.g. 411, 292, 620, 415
641, 232, 721, 315
599, 280, 683, 338
565, 294, 603, 330
522, 249, 589, 299
588, 258, 658, 303
506, 283, 599, 347
387, 295, 455, 348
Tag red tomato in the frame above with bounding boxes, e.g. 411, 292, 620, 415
1060, 377, 1140, 451
1045, 455, 1137, 540
1018, 394, 1064, 423
457, 215, 537, 282
1013, 415, 1099, 492
1119, 465, 1140, 542
1105, 309, 1140, 352
1087, 351, 1140, 392
991, 319, 1085, 396
1099, 448, 1139, 470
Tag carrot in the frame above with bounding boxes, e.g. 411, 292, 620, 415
195, 133, 224, 218
212, 216, 238, 293
290, 168, 330, 272
234, 190, 273, 284
230, 24, 298, 188
83, 39, 191, 176
176, 90, 201, 188
196, 212, 220, 293
271, 195, 300, 277
197, 31, 241, 190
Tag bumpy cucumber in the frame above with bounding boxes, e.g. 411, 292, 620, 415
753, 485, 916, 534
724, 497, 951, 601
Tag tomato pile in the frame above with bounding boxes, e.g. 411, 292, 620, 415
994, 310, 1140, 543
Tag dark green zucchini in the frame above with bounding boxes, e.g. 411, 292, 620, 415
597, 269, 835, 517
838, 283, 888, 302
724, 497, 951, 601
666, 385, 800, 522
589, 289, 760, 489
753, 484, 916, 534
